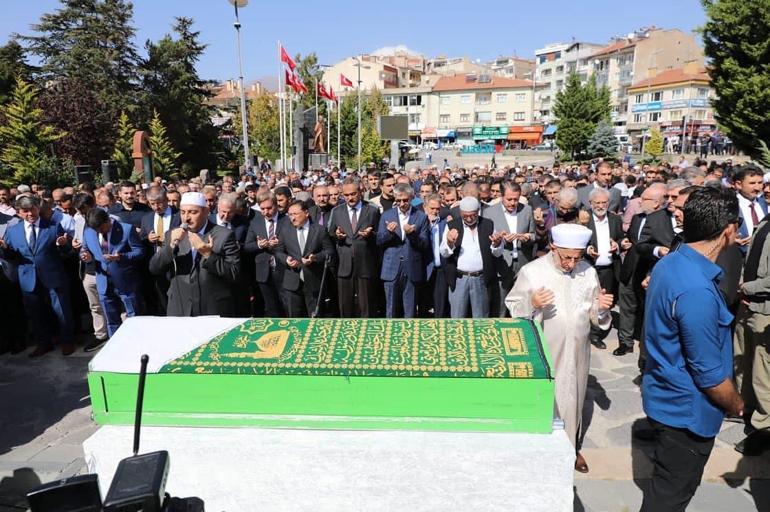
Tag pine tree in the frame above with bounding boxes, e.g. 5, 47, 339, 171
701, 0, 770, 155
0, 78, 64, 185
148, 110, 181, 177
587, 121, 618, 159
112, 111, 135, 179
553, 74, 611, 159
0, 40, 33, 105
645, 127, 664, 160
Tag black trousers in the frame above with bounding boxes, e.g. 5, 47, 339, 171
640, 419, 715, 512
417, 267, 449, 318
617, 275, 644, 348
257, 269, 285, 317
590, 265, 616, 342
337, 276, 374, 318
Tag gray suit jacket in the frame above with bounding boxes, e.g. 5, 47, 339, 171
482, 202, 536, 286
578, 184, 622, 213
149, 223, 240, 317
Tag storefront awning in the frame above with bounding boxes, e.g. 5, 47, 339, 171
543, 125, 557, 136
508, 132, 542, 142
421, 127, 437, 138
437, 129, 456, 138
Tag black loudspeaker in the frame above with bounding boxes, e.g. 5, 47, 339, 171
101, 160, 119, 183
26, 474, 102, 511
103, 451, 170, 512
74, 165, 92, 185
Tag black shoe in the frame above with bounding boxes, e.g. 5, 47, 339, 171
28, 345, 54, 358
735, 429, 770, 456
613, 345, 634, 356
590, 339, 607, 349
633, 428, 656, 441
84, 338, 107, 352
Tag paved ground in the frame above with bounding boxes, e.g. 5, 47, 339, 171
0, 323, 768, 511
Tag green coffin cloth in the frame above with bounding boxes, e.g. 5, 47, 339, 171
159, 318, 551, 380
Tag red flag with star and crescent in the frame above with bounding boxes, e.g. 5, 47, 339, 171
340, 74, 353, 87
280, 45, 296, 71
328, 87, 338, 103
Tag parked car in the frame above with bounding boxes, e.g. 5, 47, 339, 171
531, 143, 554, 151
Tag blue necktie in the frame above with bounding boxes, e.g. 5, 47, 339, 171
28, 224, 37, 251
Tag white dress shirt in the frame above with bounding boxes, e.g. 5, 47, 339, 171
397, 208, 411, 241
190, 222, 208, 261
430, 220, 442, 268
738, 193, 761, 234
348, 202, 362, 227
592, 214, 612, 266
26, 219, 40, 247
440, 223, 484, 272
154, 207, 174, 235
503, 207, 519, 260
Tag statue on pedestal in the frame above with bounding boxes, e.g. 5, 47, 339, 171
313, 115, 326, 154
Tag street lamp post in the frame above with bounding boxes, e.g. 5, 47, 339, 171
228, 0, 250, 171
356, 56, 362, 171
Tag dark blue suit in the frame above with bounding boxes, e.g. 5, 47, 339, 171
419, 217, 450, 318
738, 195, 769, 253
83, 220, 144, 336
2, 217, 74, 346
376, 207, 430, 318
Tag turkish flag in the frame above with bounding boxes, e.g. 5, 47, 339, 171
340, 74, 353, 87
328, 87, 338, 103
280, 45, 296, 71
285, 70, 300, 93
317, 82, 330, 100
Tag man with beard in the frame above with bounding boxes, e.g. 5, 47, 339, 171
110, 181, 151, 229
368, 173, 396, 213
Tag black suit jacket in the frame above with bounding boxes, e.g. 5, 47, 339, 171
636, 208, 676, 265
243, 213, 286, 283
586, 211, 625, 279
327, 203, 381, 279
140, 208, 181, 251
208, 213, 250, 246
110, 202, 152, 228
308, 205, 333, 228
275, 222, 335, 293
148, 222, 240, 317
444, 217, 498, 290
619, 213, 648, 284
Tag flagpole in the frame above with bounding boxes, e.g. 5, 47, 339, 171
289, 91, 294, 170
326, 99, 331, 158
278, 41, 285, 172
314, 78, 319, 123
337, 96, 341, 167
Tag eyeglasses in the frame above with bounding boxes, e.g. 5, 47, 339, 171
554, 248, 584, 263
393, 198, 411, 203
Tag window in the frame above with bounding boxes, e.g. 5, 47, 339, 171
495, 112, 507, 121
635, 94, 644, 103
556, 65, 564, 74
671, 89, 685, 99
409, 95, 422, 106
634, 113, 645, 123
513, 112, 525, 121
649, 112, 661, 122
651, 91, 662, 102
460, 95, 471, 104
475, 111, 492, 123
409, 113, 421, 124
439, 114, 450, 124
555, 80, 563, 90
459, 113, 470, 123
697, 88, 710, 98
694, 110, 706, 120
496, 93, 508, 103
476, 93, 491, 105
384, 96, 393, 106
542, 69, 552, 77
440, 95, 451, 105
669, 110, 682, 121
515, 93, 526, 102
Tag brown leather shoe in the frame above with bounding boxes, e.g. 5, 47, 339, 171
28, 345, 54, 358
61, 343, 76, 356
575, 452, 589, 473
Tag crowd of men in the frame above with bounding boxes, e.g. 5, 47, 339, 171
1, 154, 769, 506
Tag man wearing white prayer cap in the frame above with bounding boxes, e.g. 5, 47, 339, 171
149, 191, 240, 317
505, 222, 613, 474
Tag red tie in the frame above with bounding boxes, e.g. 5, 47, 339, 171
751, 202, 760, 228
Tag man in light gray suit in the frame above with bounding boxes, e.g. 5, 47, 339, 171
482, 181, 536, 317
578, 161, 622, 213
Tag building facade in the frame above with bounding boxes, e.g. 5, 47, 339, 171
626, 64, 715, 149
488, 56, 536, 80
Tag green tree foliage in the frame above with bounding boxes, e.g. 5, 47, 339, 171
0, 78, 65, 185
0, 40, 33, 105
553, 74, 611, 158
645, 127, 664, 160
22, 0, 141, 133
148, 110, 181, 178
111, 111, 135, 179
587, 121, 618, 159
701, 0, 770, 155
232, 92, 281, 164
141, 17, 220, 173
293, 52, 329, 118
327, 89, 389, 169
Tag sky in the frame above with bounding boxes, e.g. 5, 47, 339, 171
2, 0, 707, 85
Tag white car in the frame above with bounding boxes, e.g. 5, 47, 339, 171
531, 143, 554, 151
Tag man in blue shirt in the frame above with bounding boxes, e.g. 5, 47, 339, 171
641, 187, 744, 512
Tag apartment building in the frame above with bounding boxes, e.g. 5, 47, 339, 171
488, 56, 536, 79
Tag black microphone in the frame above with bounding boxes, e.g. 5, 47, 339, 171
172, 222, 189, 252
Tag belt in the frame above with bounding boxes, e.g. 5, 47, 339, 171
457, 270, 483, 277
595, 264, 614, 270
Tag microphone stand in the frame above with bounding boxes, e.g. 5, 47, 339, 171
312, 257, 329, 318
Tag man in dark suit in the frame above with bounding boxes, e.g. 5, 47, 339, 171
110, 180, 152, 229
419, 194, 449, 318
578, 162, 622, 213
585, 187, 625, 349
275, 199, 335, 317
440, 196, 503, 318
149, 192, 240, 317
0, 211, 26, 354
482, 182, 536, 317
81, 208, 144, 336
376, 183, 430, 318
210, 192, 251, 316
244, 192, 286, 317
309, 185, 334, 228
616, 183, 667, 357
327, 179, 381, 317
0, 195, 75, 356
140, 187, 180, 315
734, 164, 768, 254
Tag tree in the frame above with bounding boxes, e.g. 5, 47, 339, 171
293, 52, 329, 117
701, 0, 770, 155
587, 121, 618, 159
111, 111, 135, 179
141, 17, 220, 173
645, 127, 664, 160
148, 110, 181, 177
0, 78, 65, 186
0, 40, 33, 105
553, 74, 611, 158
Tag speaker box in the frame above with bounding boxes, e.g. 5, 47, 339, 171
26, 474, 102, 512
103, 450, 170, 512
101, 160, 119, 183
74, 165, 92, 185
